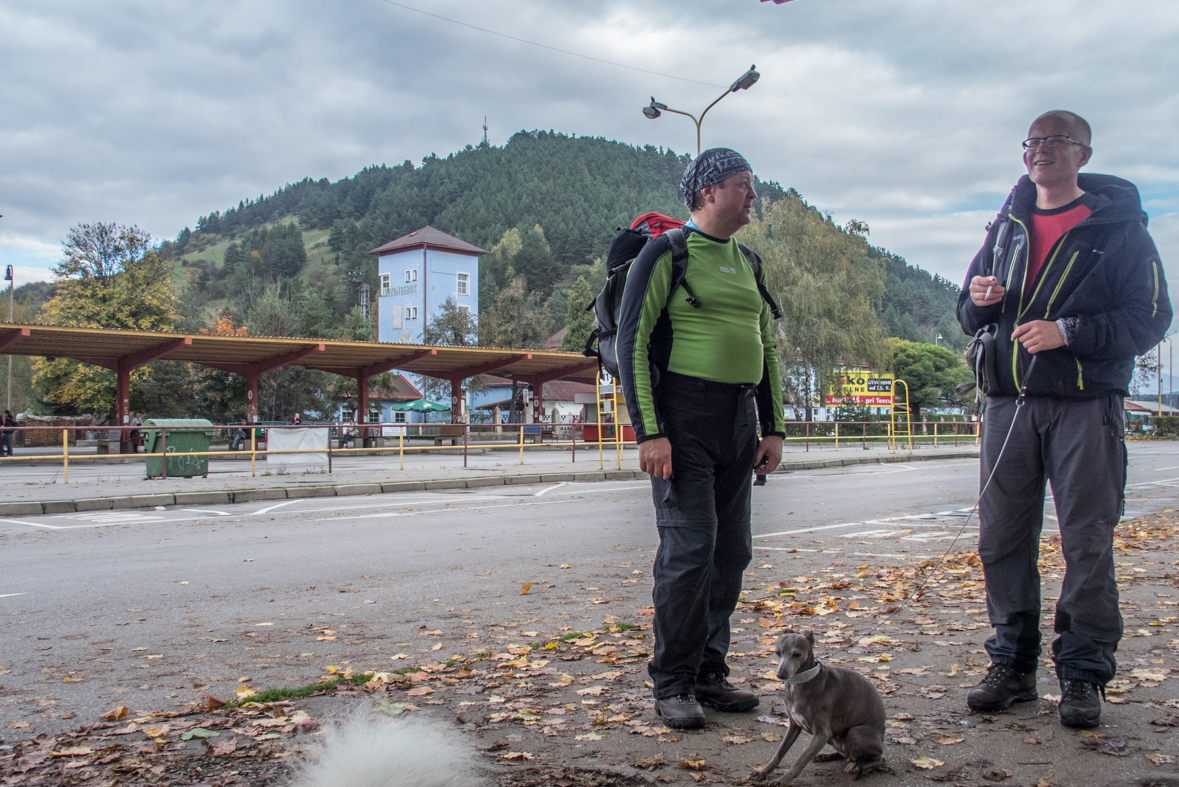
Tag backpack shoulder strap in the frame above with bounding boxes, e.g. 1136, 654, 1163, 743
738, 242, 783, 320
665, 228, 701, 309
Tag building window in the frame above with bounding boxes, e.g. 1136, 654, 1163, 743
394, 411, 406, 423
457, 272, 469, 296
405, 269, 418, 283
380, 273, 391, 296
458, 304, 470, 313
407, 306, 419, 320
367, 411, 380, 424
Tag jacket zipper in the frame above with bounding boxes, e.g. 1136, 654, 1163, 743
1043, 248, 1079, 317
1008, 217, 1030, 388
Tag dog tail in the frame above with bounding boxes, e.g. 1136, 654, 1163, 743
289, 709, 481, 787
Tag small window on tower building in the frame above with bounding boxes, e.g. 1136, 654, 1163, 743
380, 273, 391, 296
457, 272, 469, 296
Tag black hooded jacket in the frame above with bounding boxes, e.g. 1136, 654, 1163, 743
957, 173, 1171, 399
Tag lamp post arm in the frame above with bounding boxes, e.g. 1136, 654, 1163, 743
695, 88, 734, 154
658, 106, 701, 154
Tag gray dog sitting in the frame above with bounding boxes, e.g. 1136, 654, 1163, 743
751, 631, 886, 785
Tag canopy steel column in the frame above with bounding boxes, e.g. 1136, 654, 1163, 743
320, 348, 437, 446
430, 354, 531, 425
517, 361, 598, 422
206, 344, 326, 425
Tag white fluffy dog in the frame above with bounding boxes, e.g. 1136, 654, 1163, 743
289, 710, 481, 787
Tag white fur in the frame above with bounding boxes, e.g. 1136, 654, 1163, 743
289, 711, 481, 787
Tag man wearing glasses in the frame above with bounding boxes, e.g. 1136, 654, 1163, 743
957, 111, 1170, 727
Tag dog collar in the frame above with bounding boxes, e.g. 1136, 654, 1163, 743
785, 660, 821, 684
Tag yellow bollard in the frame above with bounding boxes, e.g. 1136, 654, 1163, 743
835, 421, 839, 450
63, 428, 69, 484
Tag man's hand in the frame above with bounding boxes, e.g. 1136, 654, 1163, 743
639, 437, 673, 480
754, 435, 783, 476
970, 275, 1005, 307
1012, 320, 1065, 354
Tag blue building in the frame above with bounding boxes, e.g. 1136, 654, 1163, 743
370, 226, 485, 344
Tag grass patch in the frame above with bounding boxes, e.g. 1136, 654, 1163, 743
613, 622, 639, 632
225, 670, 376, 707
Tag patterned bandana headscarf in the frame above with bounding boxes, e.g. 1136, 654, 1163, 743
679, 148, 752, 208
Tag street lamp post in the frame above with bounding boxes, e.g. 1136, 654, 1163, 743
935, 333, 943, 347
642, 65, 760, 155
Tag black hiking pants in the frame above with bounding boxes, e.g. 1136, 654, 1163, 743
647, 371, 758, 699
978, 394, 1127, 685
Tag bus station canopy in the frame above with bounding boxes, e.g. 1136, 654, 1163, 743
0, 322, 599, 438
0, 322, 598, 383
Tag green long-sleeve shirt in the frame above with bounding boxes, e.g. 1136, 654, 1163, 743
616, 228, 786, 442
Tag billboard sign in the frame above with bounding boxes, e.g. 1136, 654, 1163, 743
825, 371, 895, 407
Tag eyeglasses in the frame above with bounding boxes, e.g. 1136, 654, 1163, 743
1022, 135, 1088, 151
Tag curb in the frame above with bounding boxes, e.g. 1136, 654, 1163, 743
0, 450, 977, 518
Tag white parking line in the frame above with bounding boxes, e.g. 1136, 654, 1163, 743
533, 482, 567, 496
253, 500, 304, 516
183, 508, 231, 516
0, 593, 29, 599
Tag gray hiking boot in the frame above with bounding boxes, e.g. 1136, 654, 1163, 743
654, 694, 706, 729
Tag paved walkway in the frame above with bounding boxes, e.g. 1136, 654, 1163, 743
0, 439, 979, 516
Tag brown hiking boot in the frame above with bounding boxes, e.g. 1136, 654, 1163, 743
694, 672, 759, 712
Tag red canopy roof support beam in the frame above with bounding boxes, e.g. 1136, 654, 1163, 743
318, 349, 438, 445
79, 336, 194, 452
516, 360, 599, 422
0, 327, 30, 353
203, 344, 325, 423
424, 354, 531, 424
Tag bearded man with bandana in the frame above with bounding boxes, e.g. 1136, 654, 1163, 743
617, 148, 785, 728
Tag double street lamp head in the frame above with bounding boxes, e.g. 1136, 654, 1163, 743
641, 65, 760, 121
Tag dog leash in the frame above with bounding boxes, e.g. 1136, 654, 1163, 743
814, 356, 1040, 660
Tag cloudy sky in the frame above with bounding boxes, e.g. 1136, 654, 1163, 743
3, 1, 1177, 309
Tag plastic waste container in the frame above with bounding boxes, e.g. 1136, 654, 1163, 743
143, 418, 214, 478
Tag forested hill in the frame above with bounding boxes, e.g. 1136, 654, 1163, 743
159, 130, 963, 351
167, 131, 791, 268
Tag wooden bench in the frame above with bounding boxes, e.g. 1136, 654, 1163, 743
433, 424, 466, 446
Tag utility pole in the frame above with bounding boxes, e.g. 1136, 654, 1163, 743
5, 264, 12, 411
483, 116, 489, 146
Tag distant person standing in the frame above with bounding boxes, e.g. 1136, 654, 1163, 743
617, 148, 785, 729
128, 412, 143, 453
1, 410, 15, 457
957, 111, 1171, 728
292, 413, 302, 425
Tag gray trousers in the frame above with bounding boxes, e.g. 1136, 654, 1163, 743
979, 394, 1126, 685
647, 372, 757, 699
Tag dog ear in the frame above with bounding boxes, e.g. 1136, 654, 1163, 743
805, 630, 814, 644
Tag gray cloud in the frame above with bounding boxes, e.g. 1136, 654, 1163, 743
2, 0, 1177, 301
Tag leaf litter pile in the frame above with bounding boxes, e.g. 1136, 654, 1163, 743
2, 512, 1177, 785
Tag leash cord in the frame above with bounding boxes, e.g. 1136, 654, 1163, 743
812, 356, 1038, 660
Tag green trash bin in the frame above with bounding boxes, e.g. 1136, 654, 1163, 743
143, 418, 215, 478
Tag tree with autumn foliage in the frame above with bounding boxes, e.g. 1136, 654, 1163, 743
33, 223, 180, 416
